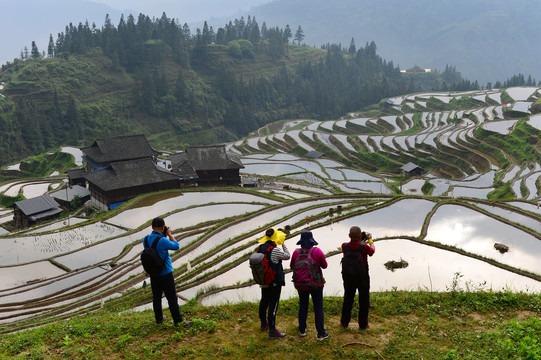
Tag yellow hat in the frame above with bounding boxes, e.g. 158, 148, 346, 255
258, 228, 286, 245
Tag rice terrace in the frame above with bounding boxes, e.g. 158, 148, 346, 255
0, 86, 540, 358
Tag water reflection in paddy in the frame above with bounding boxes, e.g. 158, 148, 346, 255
529, 114, 541, 131
165, 203, 266, 229
327, 168, 345, 180
0, 268, 106, 304
0, 261, 66, 289
180, 199, 349, 263
26, 217, 87, 234
426, 204, 541, 275
1, 223, 126, 266
198, 239, 541, 306
341, 169, 380, 181
342, 181, 392, 194
476, 204, 541, 233
54, 228, 148, 270
482, 120, 517, 135
107, 192, 279, 229
22, 183, 53, 198
452, 186, 492, 199
241, 163, 306, 176
506, 201, 541, 214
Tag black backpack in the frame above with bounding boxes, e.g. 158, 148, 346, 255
141, 235, 166, 276
341, 243, 368, 284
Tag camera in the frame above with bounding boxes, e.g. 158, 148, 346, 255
361, 231, 368, 241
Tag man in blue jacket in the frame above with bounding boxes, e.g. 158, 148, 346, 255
144, 217, 186, 326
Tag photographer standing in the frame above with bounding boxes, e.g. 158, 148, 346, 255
340, 226, 376, 330
143, 217, 187, 326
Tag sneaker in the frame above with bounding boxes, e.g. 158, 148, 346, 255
155, 318, 164, 325
174, 320, 192, 328
269, 329, 286, 339
360, 323, 370, 330
299, 331, 306, 337
260, 322, 268, 331
317, 331, 329, 341
340, 322, 348, 328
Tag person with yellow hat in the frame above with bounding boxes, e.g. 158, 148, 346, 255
256, 228, 290, 339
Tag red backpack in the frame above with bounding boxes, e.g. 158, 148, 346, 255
292, 247, 323, 289
249, 244, 276, 285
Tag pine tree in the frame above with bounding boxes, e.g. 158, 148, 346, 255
294, 25, 304, 45
47, 34, 55, 58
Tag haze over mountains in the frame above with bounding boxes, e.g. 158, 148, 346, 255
1, 0, 539, 84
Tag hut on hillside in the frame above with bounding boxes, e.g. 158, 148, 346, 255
14, 195, 63, 229
170, 145, 244, 186
401, 162, 424, 178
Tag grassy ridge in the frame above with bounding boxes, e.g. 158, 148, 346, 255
1, 290, 540, 359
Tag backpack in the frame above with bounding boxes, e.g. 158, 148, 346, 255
292, 247, 323, 289
341, 243, 368, 284
141, 235, 166, 276
249, 244, 276, 285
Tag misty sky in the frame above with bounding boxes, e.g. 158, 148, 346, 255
90, 0, 271, 21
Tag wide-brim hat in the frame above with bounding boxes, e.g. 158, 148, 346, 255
296, 230, 318, 248
258, 228, 286, 245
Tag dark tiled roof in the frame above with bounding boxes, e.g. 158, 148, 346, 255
81, 134, 160, 164
170, 145, 244, 171
167, 154, 199, 179
50, 185, 91, 202
401, 162, 423, 172
15, 195, 62, 220
84, 158, 180, 191
67, 168, 87, 180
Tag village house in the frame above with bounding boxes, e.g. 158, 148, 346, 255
49, 185, 91, 209
81, 134, 160, 172
170, 145, 244, 186
66, 168, 87, 187
14, 195, 63, 229
84, 158, 181, 210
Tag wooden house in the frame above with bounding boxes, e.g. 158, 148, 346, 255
49, 185, 91, 209
84, 158, 181, 210
81, 134, 160, 172
14, 195, 63, 229
66, 168, 87, 187
401, 162, 424, 178
170, 145, 244, 186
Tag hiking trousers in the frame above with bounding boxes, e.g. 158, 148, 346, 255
150, 272, 182, 324
259, 285, 282, 330
341, 276, 370, 329
297, 286, 326, 336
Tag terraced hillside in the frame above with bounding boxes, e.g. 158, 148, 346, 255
230, 86, 541, 200
0, 87, 540, 333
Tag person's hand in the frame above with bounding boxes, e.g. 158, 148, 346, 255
367, 233, 373, 243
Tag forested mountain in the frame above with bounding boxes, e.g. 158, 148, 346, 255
0, 13, 475, 166
241, 0, 541, 84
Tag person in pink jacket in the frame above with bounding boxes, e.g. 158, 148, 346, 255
290, 230, 329, 340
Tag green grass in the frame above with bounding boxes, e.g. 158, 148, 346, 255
1, 291, 539, 359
